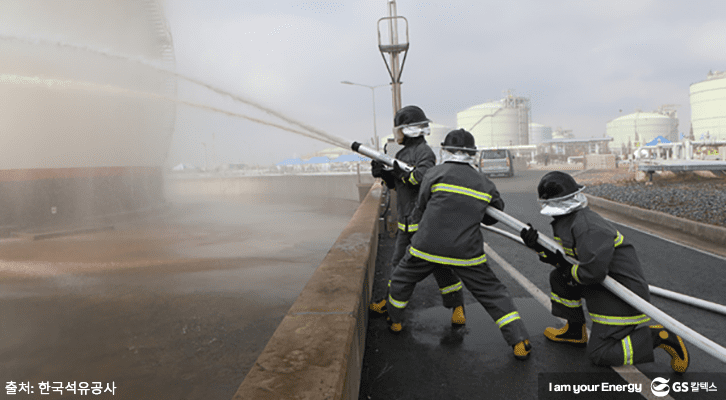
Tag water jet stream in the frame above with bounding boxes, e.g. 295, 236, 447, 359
1, 34, 355, 152
0, 74, 340, 148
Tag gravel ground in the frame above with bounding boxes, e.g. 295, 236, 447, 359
574, 169, 726, 228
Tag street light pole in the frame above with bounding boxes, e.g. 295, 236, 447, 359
341, 81, 387, 151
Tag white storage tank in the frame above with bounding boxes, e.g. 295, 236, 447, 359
690, 71, 726, 141
529, 123, 552, 144
457, 94, 530, 148
427, 122, 453, 148
0, 0, 176, 229
605, 110, 678, 154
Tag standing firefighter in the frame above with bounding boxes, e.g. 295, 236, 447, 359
370, 105, 466, 326
520, 171, 689, 373
386, 129, 532, 361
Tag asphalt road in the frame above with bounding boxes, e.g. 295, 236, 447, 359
360, 169, 726, 400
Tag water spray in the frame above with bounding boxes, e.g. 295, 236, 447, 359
0, 73, 341, 149
2, 34, 394, 160
0, 35, 347, 149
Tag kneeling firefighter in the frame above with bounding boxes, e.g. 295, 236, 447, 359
369, 105, 465, 326
520, 171, 689, 373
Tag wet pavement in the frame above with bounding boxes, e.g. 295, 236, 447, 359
0, 193, 360, 399
359, 170, 726, 400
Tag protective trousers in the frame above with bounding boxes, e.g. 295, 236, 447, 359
388, 251, 529, 346
549, 270, 655, 366
384, 231, 463, 309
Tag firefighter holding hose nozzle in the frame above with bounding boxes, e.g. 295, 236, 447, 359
386, 129, 532, 361
520, 171, 689, 373
369, 105, 466, 328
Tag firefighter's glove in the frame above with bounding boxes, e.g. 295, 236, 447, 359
371, 160, 385, 178
392, 160, 408, 181
520, 224, 546, 253
372, 161, 396, 188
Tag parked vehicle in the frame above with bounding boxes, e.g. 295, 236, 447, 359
478, 148, 515, 177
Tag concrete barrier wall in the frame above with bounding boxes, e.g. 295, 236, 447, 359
586, 194, 726, 246
232, 182, 381, 399
165, 173, 375, 202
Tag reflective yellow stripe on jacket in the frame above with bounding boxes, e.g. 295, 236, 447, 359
554, 236, 577, 257
431, 183, 492, 202
556, 231, 624, 259
622, 336, 634, 365
408, 171, 419, 185
409, 247, 487, 266
589, 313, 651, 326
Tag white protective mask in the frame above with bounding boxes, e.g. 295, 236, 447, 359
440, 150, 475, 165
538, 188, 588, 216
400, 124, 431, 137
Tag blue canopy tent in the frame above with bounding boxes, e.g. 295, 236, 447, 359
646, 136, 671, 146
276, 157, 303, 166
302, 156, 331, 164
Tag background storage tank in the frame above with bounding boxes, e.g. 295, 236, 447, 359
457, 94, 530, 148
427, 122, 455, 159
529, 123, 552, 144
605, 108, 678, 154
690, 71, 726, 141
0, 0, 176, 229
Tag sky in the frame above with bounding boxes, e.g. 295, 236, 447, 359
161, 0, 726, 167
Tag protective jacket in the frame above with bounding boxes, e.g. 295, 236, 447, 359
550, 207, 651, 315
392, 136, 436, 233
409, 161, 504, 265
548, 207, 655, 365
387, 159, 528, 346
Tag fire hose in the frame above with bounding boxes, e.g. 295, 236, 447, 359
351, 141, 726, 364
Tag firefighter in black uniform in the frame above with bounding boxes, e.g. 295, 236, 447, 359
386, 129, 532, 360
520, 171, 689, 373
369, 106, 466, 326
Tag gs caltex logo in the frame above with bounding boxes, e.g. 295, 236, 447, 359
651, 377, 707, 397
651, 377, 671, 397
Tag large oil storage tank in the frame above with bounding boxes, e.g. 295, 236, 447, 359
529, 123, 552, 144
605, 109, 678, 154
457, 94, 530, 148
427, 122, 455, 159
690, 71, 726, 141
0, 0, 176, 230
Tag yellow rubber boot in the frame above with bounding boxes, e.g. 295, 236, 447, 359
386, 316, 402, 334
513, 339, 532, 361
451, 305, 466, 326
651, 325, 689, 374
369, 299, 387, 315
544, 323, 588, 347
